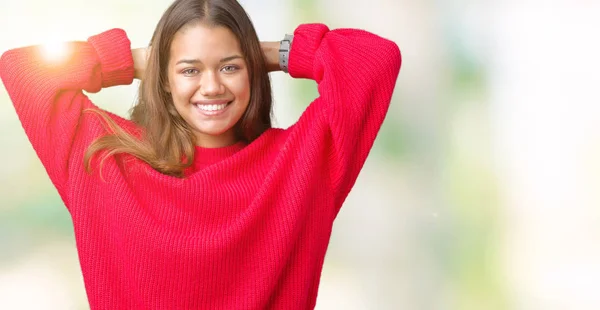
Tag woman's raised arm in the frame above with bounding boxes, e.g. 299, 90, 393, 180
0, 29, 135, 192
288, 24, 401, 207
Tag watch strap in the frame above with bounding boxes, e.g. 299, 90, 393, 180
279, 34, 294, 73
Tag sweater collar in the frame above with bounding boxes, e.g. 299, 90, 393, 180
192, 141, 246, 169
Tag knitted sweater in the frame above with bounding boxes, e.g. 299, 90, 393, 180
0, 24, 401, 309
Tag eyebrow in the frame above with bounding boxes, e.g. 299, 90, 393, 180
175, 55, 243, 65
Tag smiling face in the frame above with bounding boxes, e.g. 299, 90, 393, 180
166, 23, 251, 148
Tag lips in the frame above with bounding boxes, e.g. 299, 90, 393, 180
192, 100, 232, 116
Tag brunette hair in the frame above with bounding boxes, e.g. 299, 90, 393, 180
84, 0, 272, 177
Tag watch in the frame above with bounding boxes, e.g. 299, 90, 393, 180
279, 34, 294, 73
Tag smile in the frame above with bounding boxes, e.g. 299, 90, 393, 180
196, 103, 228, 111
193, 100, 232, 116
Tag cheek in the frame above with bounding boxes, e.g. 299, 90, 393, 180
169, 75, 197, 102
230, 75, 251, 104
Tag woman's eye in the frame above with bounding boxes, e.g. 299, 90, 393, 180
221, 65, 238, 73
182, 69, 198, 76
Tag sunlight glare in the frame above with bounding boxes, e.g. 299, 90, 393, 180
40, 40, 71, 63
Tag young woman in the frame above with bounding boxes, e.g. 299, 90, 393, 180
0, 0, 400, 308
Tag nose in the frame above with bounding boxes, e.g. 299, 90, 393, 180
199, 71, 225, 97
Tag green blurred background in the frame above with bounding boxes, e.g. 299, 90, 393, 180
1, 0, 599, 309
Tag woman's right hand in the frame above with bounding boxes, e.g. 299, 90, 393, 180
132, 47, 148, 80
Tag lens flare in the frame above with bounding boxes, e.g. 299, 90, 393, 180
40, 40, 70, 63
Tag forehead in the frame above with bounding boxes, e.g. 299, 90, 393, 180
170, 24, 243, 63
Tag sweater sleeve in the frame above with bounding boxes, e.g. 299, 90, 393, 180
0, 29, 134, 192
288, 24, 401, 207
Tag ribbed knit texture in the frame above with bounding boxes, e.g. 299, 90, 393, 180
0, 24, 401, 309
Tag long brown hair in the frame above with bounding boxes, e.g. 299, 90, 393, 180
84, 0, 273, 178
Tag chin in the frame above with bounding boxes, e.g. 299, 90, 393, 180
195, 126, 234, 138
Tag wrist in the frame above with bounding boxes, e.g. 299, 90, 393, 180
261, 42, 280, 72
132, 47, 147, 80
279, 34, 293, 73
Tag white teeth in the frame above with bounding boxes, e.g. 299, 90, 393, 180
196, 103, 228, 111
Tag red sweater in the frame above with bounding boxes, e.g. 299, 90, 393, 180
0, 24, 400, 309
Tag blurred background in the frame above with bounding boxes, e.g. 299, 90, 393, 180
1, 0, 599, 309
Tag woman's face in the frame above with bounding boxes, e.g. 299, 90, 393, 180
167, 24, 250, 148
